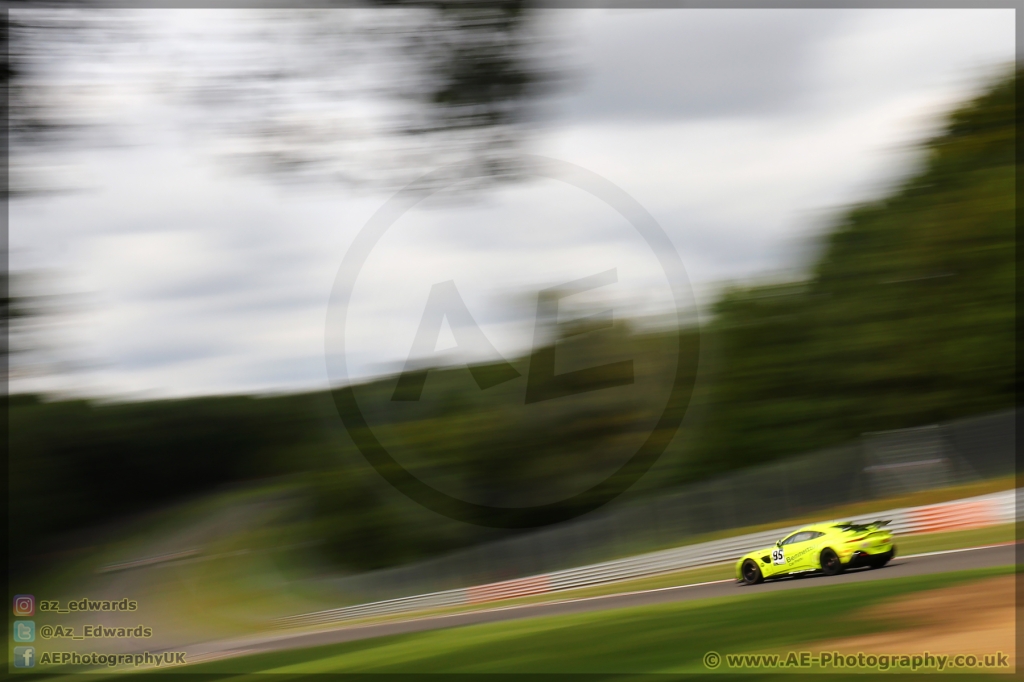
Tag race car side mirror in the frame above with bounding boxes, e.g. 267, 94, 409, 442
776, 540, 781, 547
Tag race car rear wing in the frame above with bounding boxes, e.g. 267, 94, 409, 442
835, 519, 892, 532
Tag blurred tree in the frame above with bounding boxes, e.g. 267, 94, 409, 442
190, 2, 553, 189
3, 271, 93, 385
4, 6, 126, 196
5, 3, 555, 194
680, 67, 1016, 481
6, 9, 67, 196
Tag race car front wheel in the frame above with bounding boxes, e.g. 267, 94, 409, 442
820, 548, 843, 576
741, 559, 764, 585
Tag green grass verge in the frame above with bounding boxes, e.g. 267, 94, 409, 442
21, 478, 1015, 653
174, 565, 1012, 676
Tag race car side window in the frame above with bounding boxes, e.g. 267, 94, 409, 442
781, 531, 813, 545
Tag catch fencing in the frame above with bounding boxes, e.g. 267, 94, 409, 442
313, 409, 1015, 604
277, 486, 1016, 629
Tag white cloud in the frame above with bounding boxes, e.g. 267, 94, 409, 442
9, 8, 1015, 399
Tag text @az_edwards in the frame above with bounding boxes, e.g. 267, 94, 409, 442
39, 624, 153, 639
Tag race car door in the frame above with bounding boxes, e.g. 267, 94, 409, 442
770, 532, 800, 573
777, 531, 818, 572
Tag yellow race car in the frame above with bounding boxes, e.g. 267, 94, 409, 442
736, 520, 895, 585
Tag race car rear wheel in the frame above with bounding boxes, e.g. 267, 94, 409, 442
741, 559, 764, 585
820, 548, 843, 576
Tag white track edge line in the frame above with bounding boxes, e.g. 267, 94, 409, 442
893, 541, 1015, 560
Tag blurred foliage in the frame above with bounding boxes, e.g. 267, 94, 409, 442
181, 2, 551, 189
5, 3, 553, 194
680, 67, 1015, 481
9, 325, 685, 570
3, 7, 129, 197
8, 67, 1015, 571
5, 10, 71, 160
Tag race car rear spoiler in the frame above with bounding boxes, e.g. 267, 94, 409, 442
835, 519, 892, 532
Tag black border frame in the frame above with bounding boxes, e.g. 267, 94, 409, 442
2, 2, 1018, 678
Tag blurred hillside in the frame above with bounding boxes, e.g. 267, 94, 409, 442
9, 67, 1015, 572
681, 68, 1014, 481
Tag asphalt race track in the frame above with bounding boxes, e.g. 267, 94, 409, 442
193, 543, 1014, 662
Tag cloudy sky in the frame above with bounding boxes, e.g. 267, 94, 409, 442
10, 8, 1015, 400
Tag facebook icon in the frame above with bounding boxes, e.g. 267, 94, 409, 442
14, 646, 35, 668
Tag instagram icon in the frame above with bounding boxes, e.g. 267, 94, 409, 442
13, 595, 35, 616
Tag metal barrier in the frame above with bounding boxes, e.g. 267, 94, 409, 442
276, 487, 1016, 629
317, 409, 1015, 603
